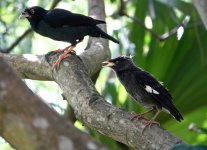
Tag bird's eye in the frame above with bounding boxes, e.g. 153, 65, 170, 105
30, 9, 35, 14
115, 60, 119, 64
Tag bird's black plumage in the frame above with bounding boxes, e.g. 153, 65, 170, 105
103, 56, 183, 122
21, 6, 119, 45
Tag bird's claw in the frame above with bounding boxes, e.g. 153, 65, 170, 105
50, 45, 76, 71
51, 53, 71, 71
53, 48, 64, 53
141, 120, 160, 133
130, 113, 146, 121
69, 49, 76, 54
52, 59, 61, 71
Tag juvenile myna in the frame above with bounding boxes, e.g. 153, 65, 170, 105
20, 6, 119, 69
102, 56, 183, 130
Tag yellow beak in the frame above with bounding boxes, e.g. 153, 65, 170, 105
102, 61, 115, 67
19, 12, 31, 19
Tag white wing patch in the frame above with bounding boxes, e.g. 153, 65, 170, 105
145, 85, 159, 94
159, 81, 164, 85
162, 108, 170, 114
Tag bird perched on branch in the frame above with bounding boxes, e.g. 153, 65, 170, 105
102, 56, 183, 131
20, 6, 119, 70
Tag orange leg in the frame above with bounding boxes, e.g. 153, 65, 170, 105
141, 110, 161, 133
51, 45, 71, 53
52, 48, 64, 53
130, 108, 155, 121
52, 45, 77, 71
63, 45, 76, 54
51, 38, 84, 70
52, 53, 71, 70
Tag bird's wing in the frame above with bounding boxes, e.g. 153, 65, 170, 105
43, 9, 105, 28
132, 69, 173, 107
131, 68, 183, 121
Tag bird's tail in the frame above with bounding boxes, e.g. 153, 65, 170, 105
167, 105, 184, 122
90, 26, 119, 44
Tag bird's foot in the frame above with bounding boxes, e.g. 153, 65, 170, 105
52, 53, 71, 71
52, 48, 65, 53
51, 45, 75, 53
51, 45, 77, 71
141, 120, 160, 133
69, 49, 76, 54
63, 45, 76, 54
45, 48, 65, 62
130, 108, 155, 121
130, 113, 147, 121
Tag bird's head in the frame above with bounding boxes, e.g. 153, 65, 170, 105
102, 56, 134, 71
20, 6, 47, 23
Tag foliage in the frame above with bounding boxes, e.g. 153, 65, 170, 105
1, 0, 207, 149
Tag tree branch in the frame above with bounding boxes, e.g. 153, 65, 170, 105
1, 28, 32, 53
113, 0, 189, 41
0, 53, 52, 81
125, 11, 189, 42
0, 58, 108, 150
0, 38, 109, 80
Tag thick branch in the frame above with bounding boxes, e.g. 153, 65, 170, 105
0, 43, 108, 80
0, 58, 108, 150
193, 0, 207, 30
0, 53, 52, 81
81, 0, 110, 76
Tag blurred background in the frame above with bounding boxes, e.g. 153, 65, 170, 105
0, 0, 207, 149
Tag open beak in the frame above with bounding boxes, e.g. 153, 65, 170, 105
102, 61, 115, 67
19, 12, 31, 19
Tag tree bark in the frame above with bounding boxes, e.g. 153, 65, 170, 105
0, 58, 108, 150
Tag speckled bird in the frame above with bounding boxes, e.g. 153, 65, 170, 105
102, 56, 183, 129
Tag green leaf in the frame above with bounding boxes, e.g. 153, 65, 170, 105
129, 0, 148, 67
163, 106, 207, 144
155, 0, 193, 14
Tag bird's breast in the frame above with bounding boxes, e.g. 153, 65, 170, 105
117, 71, 156, 108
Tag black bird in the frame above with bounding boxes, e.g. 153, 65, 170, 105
20, 6, 119, 69
102, 56, 183, 130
